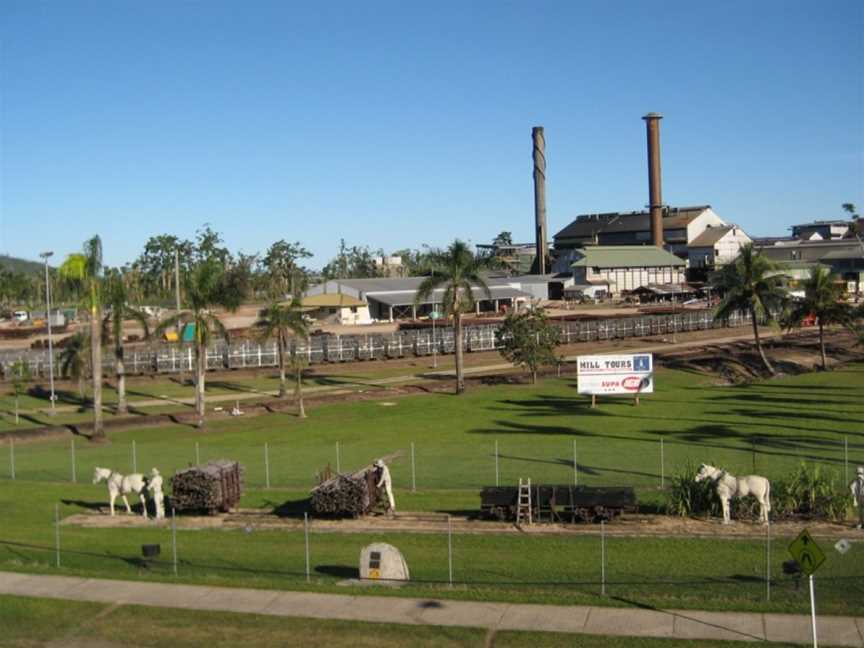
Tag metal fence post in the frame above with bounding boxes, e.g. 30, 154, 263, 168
171, 507, 178, 577
70, 439, 76, 483
495, 440, 499, 487
132, 440, 137, 474
411, 442, 416, 493
54, 503, 60, 568
600, 519, 606, 596
448, 515, 453, 587
304, 512, 311, 583
195, 441, 200, 465
573, 440, 578, 487
766, 519, 771, 602
844, 437, 848, 483
264, 443, 270, 489
336, 441, 341, 474
9, 437, 15, 480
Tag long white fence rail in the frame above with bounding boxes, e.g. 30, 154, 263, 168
0, 309, 748, 380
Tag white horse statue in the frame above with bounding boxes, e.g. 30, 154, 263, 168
92, 467, 149, 517
695, 464, 771, 525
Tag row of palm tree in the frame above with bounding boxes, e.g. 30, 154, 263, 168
712, 243, 858, 374
55, 235, 858, 441
59, 236, 313, 439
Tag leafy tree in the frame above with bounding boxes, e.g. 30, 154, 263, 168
193, 224, 232, 266
415, 240, 496, 394
134, 234, 194, 299
496, 308, 561, 384
255, 300, 310, 412
260, 240, 312, 297
782, 266, 852, 370
60, 236, 106, 439
321, 239, 384, 279
156, 259, 244, 427
102, 269, 151, 414
58, 333, 89, 400
712, 244, 788, 375
493, 231, 513, 247
9, 360, 31, 424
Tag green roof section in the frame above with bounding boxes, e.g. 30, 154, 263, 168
570, 246, 686, 269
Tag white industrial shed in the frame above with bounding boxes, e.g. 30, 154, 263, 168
304, 275, 560, 323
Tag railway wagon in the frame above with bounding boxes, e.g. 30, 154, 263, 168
480, 484, 637, 523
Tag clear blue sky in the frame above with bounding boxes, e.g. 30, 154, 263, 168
1, 0, 861, 268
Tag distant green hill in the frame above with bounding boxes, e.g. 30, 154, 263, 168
0, 254, 44, 274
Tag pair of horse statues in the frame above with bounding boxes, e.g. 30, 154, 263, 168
695, 463, 771, 524
92, 466, 166, 519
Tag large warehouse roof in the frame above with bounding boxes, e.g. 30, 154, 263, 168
570, 246, 686, 269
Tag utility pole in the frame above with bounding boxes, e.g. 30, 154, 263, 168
40, 251, 56, 415
174, 248, 182, 315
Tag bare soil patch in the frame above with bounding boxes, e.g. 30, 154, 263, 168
62, 508, 860, 541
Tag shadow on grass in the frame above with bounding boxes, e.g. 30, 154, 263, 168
315, 565, 358, 579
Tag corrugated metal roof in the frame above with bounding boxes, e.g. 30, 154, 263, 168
300, 293, 366, 308
688, 226, 737, 248
554, 206, 710, 240
367, 285, 531, 306
570, 246, 686, 268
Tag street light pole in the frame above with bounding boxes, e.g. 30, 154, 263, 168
40, 251, 56, 415
431, 305, 438, 369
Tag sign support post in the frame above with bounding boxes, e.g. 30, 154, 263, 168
809, 574, 818, 648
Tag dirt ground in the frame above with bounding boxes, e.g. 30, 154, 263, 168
62, 507, 861, 541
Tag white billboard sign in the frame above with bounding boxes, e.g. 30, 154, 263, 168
577, 354, 653, 395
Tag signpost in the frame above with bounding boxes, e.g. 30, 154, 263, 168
577, 354, 654, 404
788, 529, 826, 648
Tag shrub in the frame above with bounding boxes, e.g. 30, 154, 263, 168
666, 461, 848, 523
665, 460, 719, 517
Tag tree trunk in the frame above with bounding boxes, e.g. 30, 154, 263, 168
278, 335, 287, 398
90, 305, 104, 439
818, 321, 827, 370
750, 307, 774, 375
454, 313, 465, 394
196, 341, 206, 428
295, 362, 306, 419
115, 339, 127, 415
532, 369, 537, 385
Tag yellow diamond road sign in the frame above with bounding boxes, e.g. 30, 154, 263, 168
788, 529, 826, 576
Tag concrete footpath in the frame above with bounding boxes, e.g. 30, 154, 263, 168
1, 572, 863, 646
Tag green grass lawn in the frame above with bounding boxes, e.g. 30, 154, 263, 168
3, 364, 862, 491
0, 364, 862, 616
0, 594, 778, 648
0, 363, 433, 432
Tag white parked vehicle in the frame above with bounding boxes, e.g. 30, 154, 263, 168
12, 311, 28, 322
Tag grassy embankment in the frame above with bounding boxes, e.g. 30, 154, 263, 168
0, 364, 861, 615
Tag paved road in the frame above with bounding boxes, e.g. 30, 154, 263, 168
1, 571, 862, 645
24, 327, 786, 416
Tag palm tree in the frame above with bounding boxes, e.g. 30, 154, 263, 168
156, 259, 243, 428
782, 266, 851, 370
255, 300, 310, 413
712, 244, 788, 375
58, 332, 89, 401
415, 240, 495, 394
60, 236, 106, 439
103, 269, 151, 414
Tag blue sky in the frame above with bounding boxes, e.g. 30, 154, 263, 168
1, 0, 861, 268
